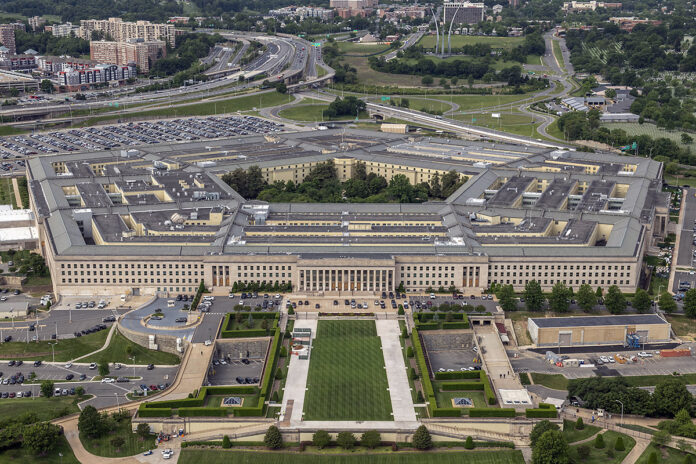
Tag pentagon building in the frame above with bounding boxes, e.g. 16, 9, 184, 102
26, 128, 669, 297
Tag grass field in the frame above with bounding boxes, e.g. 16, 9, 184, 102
568, 431, 634, 464
636, 444, 689, 463
341, 55, 425, 87
303, 320, 392, 421
417, 35, 524, 51
81, 417, 154, 458
452, 112, 538, 137
278, 105, 368, 122
0, 435, 79, 464
179, 450, 526, 464
0, 125, 27, 136
78, 92, 293, 126
530, 373, 569, 390
0, 396, 81, 422
531, 372, 696, 390
82, 329, 180, 365
0, 329, 108, 362
337, 42, 392, 55
563, 420, 601, 444
665, 314, 696, 338
0, 176, 17, 208
546, 119, 565, 140
434, 390, 488, 412
602, 122, 696, 152
552, 40, 565, 72
665, 174, 696, 187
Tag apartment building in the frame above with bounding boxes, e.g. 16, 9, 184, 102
79, 18, 175, 46
443, 1, 485, 24
0, 24, 17, 56
57, 63, 137, 90
90, 39, 166, 73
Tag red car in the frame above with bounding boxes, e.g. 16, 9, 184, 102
149, 385, 158, 391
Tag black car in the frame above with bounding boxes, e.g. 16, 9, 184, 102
241, 358, 250, 365
8, 360, 15, 367
79, 374, 87, 380
175, 317, 187, 323
147, 364, 154, 370
33, 361, 41, 367
24, 390, 31, 397
65, 374, 74, 380
15, 360, 22, 367
236, 377, 243, 383
74, 332, 82, 337
4, 336, 12, 343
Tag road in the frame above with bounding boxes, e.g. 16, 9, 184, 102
673, 187, 696, 293
384, 32, 424, 61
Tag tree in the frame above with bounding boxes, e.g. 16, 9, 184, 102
39, 79, 54, 93
337, 431, 355, 449
605, 88, 617, 99
465, 436, 475, 449
532, 430, 569, 464
75, 386, 85, 397
682, 133, 694, 145
496, 284, 517, 312
40, 380, 54, 398
605, 285, 626, 315
594, 433, 605, 449
652, 429, 671, 447
684, 288, 696, 318
659, 291, 677, 313
23, 422, 61, 455
576, 417, 584, 430
313, 430, 331, 449
653, 378, 693, 417
576, 284, 597, 312
361, 430, 381, 449
549, 282, 570, 313
98, 361, 109, 377
412, 425, 432, 450
633, 289, 652, 314
78, 405, 105, 438
530, 420, 560, 447
136, 423, 151, 440
615, 436, 625, 451
111, 436, 125, 450
421, 75, 433, 86
524, 280, 544, 311
222, 435, 232, 448
264, 425, 283, 449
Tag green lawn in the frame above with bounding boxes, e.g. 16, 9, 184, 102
602, 122, 696, 153
78, 92, 293, 126
418, 35, 524, 51
665, 314, 696, 338
568, 431, 635, 464
434, 390, 489, 413
81, 329, 180, 365
619, 424, 656, 435
0, 176, 17, 208
0, 396, 81, 422
552, 40, 565, 72
179, 450, 526, 464
452, 112, 538, 137
563, 420, 601, 444
530, 373, 569, 390
337, 42, 392, 55
546, 119, 565, 140
204, 394, 260, 408
636, 444, 690, 463
303, 320, 393, 421
0, 435, 79, 464
0, 329, 108, 362
278, 105, 368, 122
80, 417, 155, 458
341, 55, 425, 87
665, 174, 696, 188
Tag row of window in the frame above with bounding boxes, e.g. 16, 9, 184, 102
61, 263, 202, 269
62, 278, 197, 285
62, 271, 201, 277
494, 279, 628, 287
491, 264, 630, 271
491, 272, 629, 279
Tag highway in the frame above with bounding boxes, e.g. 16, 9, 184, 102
385, 32, 424, 61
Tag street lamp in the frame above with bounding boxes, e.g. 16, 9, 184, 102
48, 341, 57, 364
615, 399, 624, 425
115, 392, 120, 409
130, 356, 136, 378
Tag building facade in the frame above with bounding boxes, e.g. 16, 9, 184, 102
57, 63, 137, 89
90, 39, 166, 73
0, 24, 17, 56
79, 18, 175, 46
443, 2, 485, 24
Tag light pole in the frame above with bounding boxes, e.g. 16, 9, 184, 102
615, 399, 624, 425
130, 356, 136, 379
49, 341, 57, 364
115, 392, 120, 409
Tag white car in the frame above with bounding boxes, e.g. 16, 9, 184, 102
101, 377, 115, 383
161, 449, 174, 460
438, 368, 446, 372
608, 356, 616, 363
599, 355, 610, 363
65, 362, 73, 368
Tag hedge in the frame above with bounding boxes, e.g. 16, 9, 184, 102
232, 400, 265, 417
440, 382, 484, 391
221, 312, 279, 337
415, 313, 465, 321
137, 407, 172, 417
443, 322, 470, 329
468, 408, 516, 418
221, 329, 272, 338
179, 407, 228, 417
435, 371, 481, 380
411, 328, 436, 417
141, 386, 260, 410
481, 371, 496, 405
432, 407, 462, 417
414, 322, 439, 330
526, 403, 558, 418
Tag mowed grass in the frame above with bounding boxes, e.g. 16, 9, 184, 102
562, 420, 601, 444
636, 444, 690, 463
568, 431, 635, 464
602, 122, 696, 152
418, 35, 524, 51
452, 112, 538, 137
278, 105, 369, 122
179, 450, 526, 464
0, 329, 108, 362
337, 42, 392, 55
82, 329, 180, 365
304, 320, 392, 421
0, 435, 79, 464
81, 417, 154, 458
530, 373, 569, 390
0, 396, 81, 422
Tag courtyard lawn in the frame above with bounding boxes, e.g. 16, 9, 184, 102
80, 416, 155, 458
530, 373, 569, 390
82, 329, 180, 365
562, 420, 601, 444
636, 444, 690, 463
568, 431, 635, 464
417, 35, 524, 51
179, 450, 526, 464
303, 320, 392, 421
0, 329, 108, 362
0, 396, 81, 422
434, 390, 489, 413
204, 393, 260, 408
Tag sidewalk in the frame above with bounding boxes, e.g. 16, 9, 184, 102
375, 319, 416, 422
280, 319, 317, 425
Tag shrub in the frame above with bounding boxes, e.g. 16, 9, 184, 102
271, 391, 279, 403
577, 444, 590, 459
287, 308, 295, 315
275, 369, 284, 380
361, 430, 381, 449
594, 433, 605, 449
576, 417, 584, 430
410, 367, 419, 380
337, 431, 356, 450
465, 436, 475, 449
279, 346, 287, 357
312, 430, 330, 449
222, 435, 231, 449
407, 346, 414, 358
614, 436, 625, 451
264, 425, 283, 449
413, 425, 432, 450
398, 307, 405, 315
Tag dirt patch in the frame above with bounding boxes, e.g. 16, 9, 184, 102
512, 319, 532, 346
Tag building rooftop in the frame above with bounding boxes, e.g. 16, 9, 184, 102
530, 314, 668, 328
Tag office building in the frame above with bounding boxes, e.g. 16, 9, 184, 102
28, 16, 46, 31
57, 63, 137, 90
443, 2, 485, 25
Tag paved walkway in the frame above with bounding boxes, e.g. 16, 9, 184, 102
375, 319, 417, 422
622, 438, 649, 464
280, 319, 317, 425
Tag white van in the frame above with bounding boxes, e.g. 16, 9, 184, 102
203, 296, 215, 302
167, 300, 175, 308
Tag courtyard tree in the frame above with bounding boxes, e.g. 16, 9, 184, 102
594, 433, 605, 449
313, 430, 331, 449
605, 285, 626, 315
78, 405, 106, 438
465, 436, 475, 449
633, 289, 652, 314
136, 423, 151, 440
653, 378, 693, 417
222, 435, 232, 448
659, 292, 677, 313
683, 288, 696, 318
412, 425, 432, 450
496, 284, 517, 311
523, 280, 544, 311
576, 284, 597, 312
264, 425, 283, 449
532, 429, 569, 464
337, 431, 356, 449
361, 430, 381, 449
549, 282, 571, 313
530, 420, 560, 447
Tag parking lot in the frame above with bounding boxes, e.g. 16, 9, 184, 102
207, 358, 264, 386
0, 116, 285, 158
429, 350, 480, 373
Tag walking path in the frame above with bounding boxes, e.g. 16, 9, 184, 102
71, 322, 118, 362
375, 319, 417, 422
280, 319, 317, 425
11, 177, 23, 208
622, 438, 649, 464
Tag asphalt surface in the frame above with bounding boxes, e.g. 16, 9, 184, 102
0, 307, 124, 342
673, 188, 696, 292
